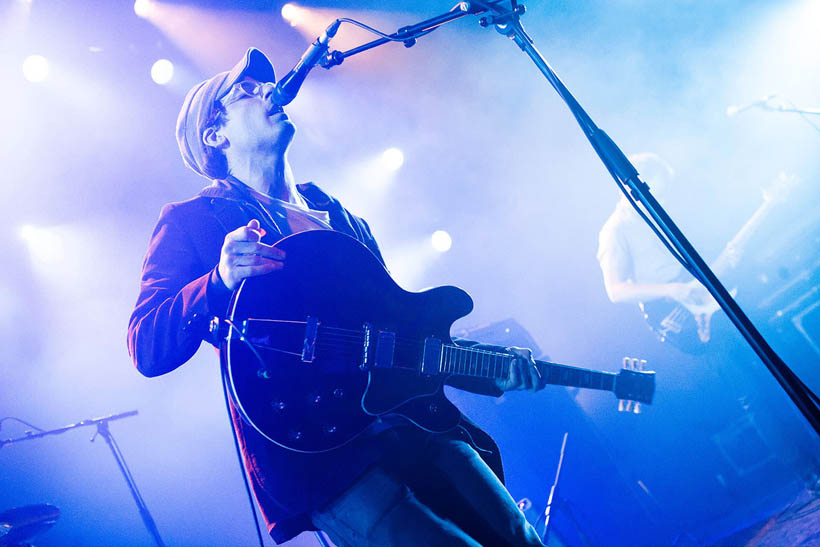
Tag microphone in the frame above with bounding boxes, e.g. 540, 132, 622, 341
726, 95, 776, 117
272, 19, 342, 107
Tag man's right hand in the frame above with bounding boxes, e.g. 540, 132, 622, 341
672, 280, 717, 315
218, 219, 286, 291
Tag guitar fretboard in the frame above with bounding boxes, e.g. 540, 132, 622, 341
440, 345, 617, 393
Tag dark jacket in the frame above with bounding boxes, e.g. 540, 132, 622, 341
128, 180, 503, 543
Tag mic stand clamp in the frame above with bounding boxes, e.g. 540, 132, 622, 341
477, 2, 527, 34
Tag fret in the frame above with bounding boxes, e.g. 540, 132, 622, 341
539, 361, 616, 392
438, 347, 618, 394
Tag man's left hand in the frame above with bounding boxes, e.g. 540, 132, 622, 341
496, 347, 543, 392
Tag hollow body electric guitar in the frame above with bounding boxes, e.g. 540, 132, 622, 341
220, 230, 655, 453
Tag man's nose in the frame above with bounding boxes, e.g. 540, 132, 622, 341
260, 81, 276, 100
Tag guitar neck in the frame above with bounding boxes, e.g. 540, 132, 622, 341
440, 345, 617, 393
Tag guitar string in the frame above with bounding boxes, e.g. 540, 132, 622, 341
235, 318, 628, 395
245, 339, 618, 392
242, 320, 624, 384
247, 324, 513, 359
238, 321, 593, 380
250, 346, 509, 381
247, 329, 601, 380
247, 341, 611, 390
244, 319, 449, 346
249, 336, 515, 380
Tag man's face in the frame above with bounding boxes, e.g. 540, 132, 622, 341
215, 77, 296, 158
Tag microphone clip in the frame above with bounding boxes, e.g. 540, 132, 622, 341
477, 3, 526, 32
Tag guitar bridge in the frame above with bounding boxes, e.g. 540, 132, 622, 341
301, 316, 319, 363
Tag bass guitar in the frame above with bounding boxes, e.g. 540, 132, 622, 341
220, 230, 655, 453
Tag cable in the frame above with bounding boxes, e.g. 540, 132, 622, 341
614, 177, 699, 280
221, 363, 266, 547
0, 416, 45, 432
336, 17, 438, 42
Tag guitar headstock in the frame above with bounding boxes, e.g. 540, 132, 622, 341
616, 357, 656, 413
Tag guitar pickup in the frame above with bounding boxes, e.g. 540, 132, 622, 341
359, 324, 395, 370
373, 331, 396, 369
421, 337, 442, 375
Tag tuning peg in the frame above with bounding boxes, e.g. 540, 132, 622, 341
618, 399, 634, 413
622, 357, 647, 371
633, 402, 641, 414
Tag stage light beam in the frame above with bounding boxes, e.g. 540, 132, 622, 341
134, 0, 153, 19
151, 59, 174, 85
381, 147, 405, 171
22, 55, 49, 83
281, 3, 306, 26
431, 230, 452, 253
20, 225, 64, 263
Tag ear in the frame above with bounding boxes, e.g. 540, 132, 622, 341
203, 126, 228, 150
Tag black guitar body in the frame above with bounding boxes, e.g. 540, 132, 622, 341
640, 300, 709, 355
222, 230, 473, 453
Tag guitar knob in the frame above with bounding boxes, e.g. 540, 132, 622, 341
289, 430, 303, 441
257, 368, 271, 379
333, 388, 344, 399
272, 401, 287, 412
324, 425, 338, 434
312, 395, 322, 405
428, 403, 439, 414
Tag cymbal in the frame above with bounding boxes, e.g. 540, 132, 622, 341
0, 504, 59, 546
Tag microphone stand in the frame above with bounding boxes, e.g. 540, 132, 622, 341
314, 1, 820, 437
763, 102, 820, 134
318, 2, 508, 68
0, 411, 166, 547
535, 432, 567, 543
465, 0, 820, 437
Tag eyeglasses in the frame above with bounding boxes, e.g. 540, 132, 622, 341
219, 80, 273, 107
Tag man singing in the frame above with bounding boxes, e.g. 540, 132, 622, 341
129, 47, 545, 545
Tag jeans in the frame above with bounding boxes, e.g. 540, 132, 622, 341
311, 426, 545, 546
